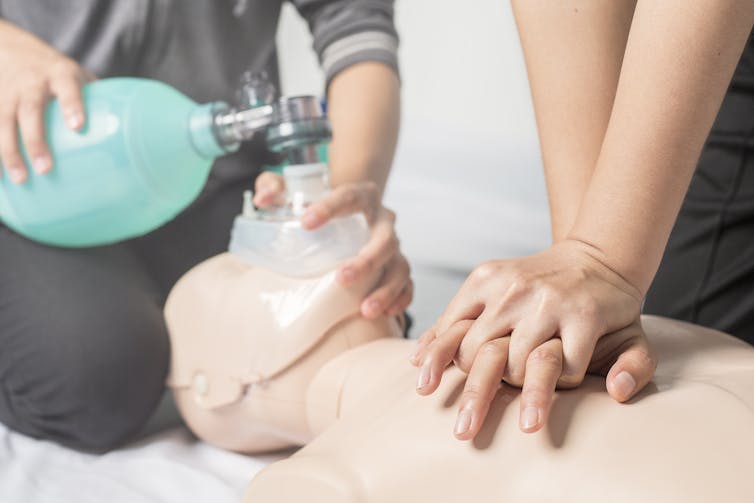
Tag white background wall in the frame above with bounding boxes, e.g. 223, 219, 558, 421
276, 0, 551, 330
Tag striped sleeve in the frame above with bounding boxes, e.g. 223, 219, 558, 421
290, 0, 400, 84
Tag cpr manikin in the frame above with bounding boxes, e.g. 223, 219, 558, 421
165, 165, 754, 502
166, 163, 403, 452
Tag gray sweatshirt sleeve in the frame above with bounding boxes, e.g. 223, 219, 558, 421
290, 0, 400, 84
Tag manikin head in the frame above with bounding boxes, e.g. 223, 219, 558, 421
165, 251, 402, 453
165, 162, 402, 452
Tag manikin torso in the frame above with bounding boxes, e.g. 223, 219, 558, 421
246, 316, 754, 503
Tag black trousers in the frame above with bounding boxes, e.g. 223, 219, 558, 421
0, 171, 250, 453
645, 87, 754, 347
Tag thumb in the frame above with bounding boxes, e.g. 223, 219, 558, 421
605, 336, 657, 402
253, 171, 286, 208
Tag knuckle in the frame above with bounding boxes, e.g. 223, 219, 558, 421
453, 352, 474, 374
22, 138, 45, 157
507, 271, 530, 292
358, 255, 375, 273
528, 347, 562, 368
471, 261, 498, 282
478, 338, 508, 358
0, 136, 21, 160
504, 366, 525, 387
461, 383, 484, 402
51, 57, 80, 77
538, 284, 563, 306
401, 291, 414, 308
398, 254, 410, 273
522, 387, 552, 406
256, 171, 277, 185
576, 297, 603, 327
19, 93, 46, 113
385, 233, 400, 253
629, 347, 658, 371
340, 187, 359, 208
557, 373, 584, 388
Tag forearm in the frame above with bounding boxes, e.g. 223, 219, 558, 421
326, 62, 400, 196
569, 0, 754, 294
512, 0, 636, 242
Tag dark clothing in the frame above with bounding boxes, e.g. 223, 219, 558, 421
0, 178, 247, 452
0, 0, 399, 451
645, 31, 754, 347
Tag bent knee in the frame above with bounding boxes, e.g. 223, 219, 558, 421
0, 315, 170, 452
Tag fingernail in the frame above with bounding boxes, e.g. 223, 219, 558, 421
9, 169, 26, 184
416, 363, 431, 391
612, 371, 636, 400
455, 408, 473, 436
66, 113, 83, 130
33, 156, 52, 174
301, 212, 320, 228
520, 406, 540, 432
339, 267, 356, 284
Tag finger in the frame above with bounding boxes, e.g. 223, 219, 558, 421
80, 68, 98, 83
360, 256, 410, 319
454, 337, 510, 440
17, 88, 53, 174
454, 308, 517, 373
557, 320, 600, 388
301, 182, 379, 229
409, 325, 437, 366
50, 72, 86, 131
504, 315, 558, 387
519, 338, 563, 433
338, 216, 398, 285
432, 277, 488, 336
605, 335, 657, 402
253, 171, 286, 207
416, 319, 473, 396
0, 101, 27, 183
386, 278, 414, 317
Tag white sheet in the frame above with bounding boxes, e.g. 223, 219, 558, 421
0, 423, 288, 503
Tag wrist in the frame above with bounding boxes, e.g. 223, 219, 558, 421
326, 157, 390, 197
557, 237, 646, 302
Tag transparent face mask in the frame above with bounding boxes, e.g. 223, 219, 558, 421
229, 163, 370, 277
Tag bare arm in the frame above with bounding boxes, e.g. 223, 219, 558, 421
569, 0, 754, 294
512, 1, 636, 242
326, 61, 400, 196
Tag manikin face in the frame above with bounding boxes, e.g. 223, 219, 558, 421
164, 252, 402, 453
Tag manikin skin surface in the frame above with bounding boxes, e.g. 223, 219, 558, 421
247, 316, 754, 503
165, 254, 754, 501
165, 252, 403, 453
